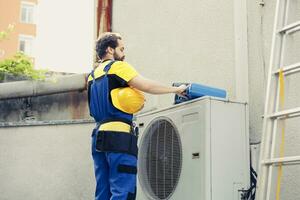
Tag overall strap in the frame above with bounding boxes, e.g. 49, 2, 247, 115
103, 60, 116, 75
91, 70, 95, 83
90, 60, 116, 83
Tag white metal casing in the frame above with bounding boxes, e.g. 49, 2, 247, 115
136, 97, 250, 200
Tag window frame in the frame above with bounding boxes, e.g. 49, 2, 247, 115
18, 34, 35, 56
20, 1, 36, 24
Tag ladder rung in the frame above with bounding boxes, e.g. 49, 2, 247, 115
273, 62, 300, 76
278, 21, 300, 34
262, 156, 300, 165
268, 107, 300, 119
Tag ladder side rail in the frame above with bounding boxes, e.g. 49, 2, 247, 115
266, 0, 291, 198
256, 0, 288, 199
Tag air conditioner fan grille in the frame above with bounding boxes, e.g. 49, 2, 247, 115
139, 118, 182, 200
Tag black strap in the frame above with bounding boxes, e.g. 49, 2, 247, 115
118, 164, 137, 174
126, 188, 136, 200
95, 131, 138, 157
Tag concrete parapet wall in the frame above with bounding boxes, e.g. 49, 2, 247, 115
0, 122, 95, 200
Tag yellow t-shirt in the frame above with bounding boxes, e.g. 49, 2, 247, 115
88, 60, 138, 83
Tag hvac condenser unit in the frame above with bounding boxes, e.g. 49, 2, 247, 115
136, 97, 250, 200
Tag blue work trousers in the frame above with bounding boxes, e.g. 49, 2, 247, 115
91, 132, 137, 200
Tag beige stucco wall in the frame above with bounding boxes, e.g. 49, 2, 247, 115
112, 0, 237, 113
112, 0, 300, 199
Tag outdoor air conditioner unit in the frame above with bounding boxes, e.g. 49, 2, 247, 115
136, 97, 250, 200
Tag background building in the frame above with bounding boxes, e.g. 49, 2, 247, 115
0, 0, 37, 59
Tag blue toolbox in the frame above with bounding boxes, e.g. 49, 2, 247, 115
173, 83, 227, 104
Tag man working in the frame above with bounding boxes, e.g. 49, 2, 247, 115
87, 32, 187, 200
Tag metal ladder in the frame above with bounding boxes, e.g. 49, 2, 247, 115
255, 0, 300, 199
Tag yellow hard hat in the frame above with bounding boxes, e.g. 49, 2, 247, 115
111, 87, 145, 114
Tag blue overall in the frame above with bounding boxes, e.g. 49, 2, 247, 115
88, 61, 137, 200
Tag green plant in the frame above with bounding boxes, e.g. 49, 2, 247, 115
0, 24, 47, 81
1, 24, 15, 58
0, 52, 47, 81
0, 24, 14, 42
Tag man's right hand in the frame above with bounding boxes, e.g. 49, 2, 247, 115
175, 84, 189, 97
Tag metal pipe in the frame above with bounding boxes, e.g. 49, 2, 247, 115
0, 74, 87, 100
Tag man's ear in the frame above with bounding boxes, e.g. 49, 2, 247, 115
106, 46, 114, 55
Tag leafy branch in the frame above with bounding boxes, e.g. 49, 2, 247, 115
0, 24, 15, 42
0, 52, 47, 81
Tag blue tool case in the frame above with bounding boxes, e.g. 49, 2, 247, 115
173, 83, 227, 104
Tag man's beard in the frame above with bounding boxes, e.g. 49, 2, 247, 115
113, 52, 125, 61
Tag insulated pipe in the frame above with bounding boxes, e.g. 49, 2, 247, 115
0, 74, 87, 100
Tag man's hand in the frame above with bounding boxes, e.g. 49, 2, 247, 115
174, 84, 189, 98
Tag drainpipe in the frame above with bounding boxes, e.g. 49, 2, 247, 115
234, 0, 249, 102
0, 74, 87, 100
234, 0, 250, 188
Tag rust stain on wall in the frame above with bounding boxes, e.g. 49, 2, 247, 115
70, 91, 89, 119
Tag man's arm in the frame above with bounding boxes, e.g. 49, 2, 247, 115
128, 75, 187, 95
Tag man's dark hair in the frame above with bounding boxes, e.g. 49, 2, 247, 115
96, 33, 122, 59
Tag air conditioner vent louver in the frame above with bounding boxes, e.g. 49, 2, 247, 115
139, 118, 182, 200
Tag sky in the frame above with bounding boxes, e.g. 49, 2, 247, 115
35, 0, 95, 74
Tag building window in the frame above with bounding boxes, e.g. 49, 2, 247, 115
19, 35, 34, 56
20, 2, 35, 24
